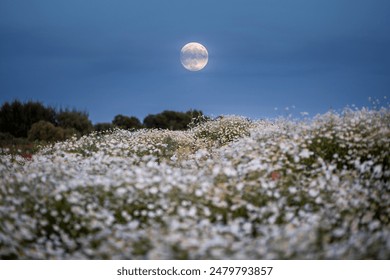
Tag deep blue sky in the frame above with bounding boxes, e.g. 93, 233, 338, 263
1, 0, 389, 123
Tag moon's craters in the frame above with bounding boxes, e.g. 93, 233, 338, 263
180, 42, 208, 71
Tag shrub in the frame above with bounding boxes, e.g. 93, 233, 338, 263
0, 132, 15, 144
27, 121, 65, 142
143, 110, 205, 130
94, 122, 115, 132
0, 100, 56, 138
112, 115, 142, 130
56, 109, 93, 136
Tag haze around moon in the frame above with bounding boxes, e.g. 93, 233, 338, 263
180, 42, 208, 71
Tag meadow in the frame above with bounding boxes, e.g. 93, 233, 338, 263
0, 107, 389, 259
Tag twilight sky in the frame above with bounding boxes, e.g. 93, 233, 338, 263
1, 0, 389, 123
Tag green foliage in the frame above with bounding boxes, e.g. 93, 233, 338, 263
0, 100, 205, 149
56, 109, 93, 136
0, 133, 39, 156
143, 110, 204, 130
0, 100, 56, 138
0, 132, 15, 144
27, 121, 66, 142
0, 100, 94, 144
112, 114, 142, 130
94, 122, 114, 132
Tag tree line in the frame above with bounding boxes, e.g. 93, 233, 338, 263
0, 100, 205, 143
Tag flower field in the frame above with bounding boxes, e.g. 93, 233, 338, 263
1, 107, 389, 259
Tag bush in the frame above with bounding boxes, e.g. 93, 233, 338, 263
0, 100, 56, 138
94, 122, 115, 132
143, 110, 204, 130
112, 115, 142, 130
0, 132, 15, 144
56, 109, 93, 136
27, 121, 65, 142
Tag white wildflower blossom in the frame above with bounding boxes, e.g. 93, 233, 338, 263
299, 149, 311, 159
0, 108, 389, 259
289, 186, 298, 194
308, 189, 319, 198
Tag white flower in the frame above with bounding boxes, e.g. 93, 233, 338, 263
299, 149, 311, 159
149, 187, 158, 194
195, 189, 203, 197
289, 186, 297, 194
116, 187, 126, 196
223, 166, 237, 177
243, 222, 252, 233
1, 107, 388, 259
308, 189, 319, 197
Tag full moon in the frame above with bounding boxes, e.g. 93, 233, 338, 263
180, 42, 208, 71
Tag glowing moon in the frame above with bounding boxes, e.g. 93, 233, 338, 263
180, 42, 208, 71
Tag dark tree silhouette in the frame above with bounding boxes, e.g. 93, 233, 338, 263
0, 100, 56, 138
143, 110, 205, 130
56, 109, 93, 136
112, 114, 142, 130
94, 122, 114, 132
